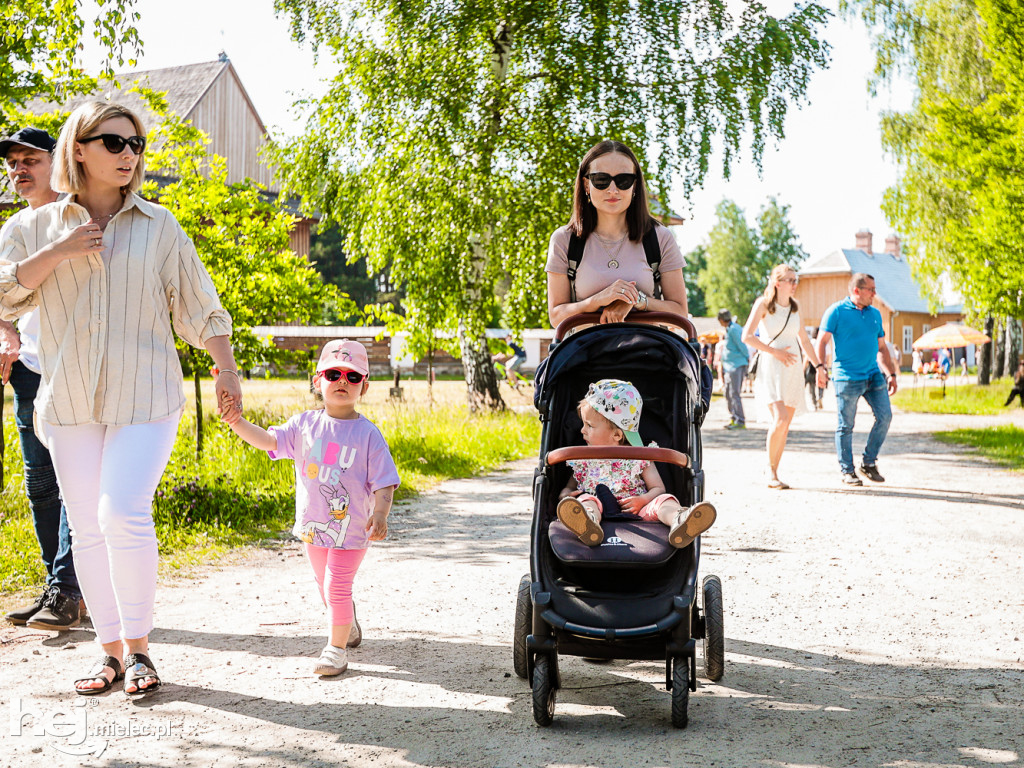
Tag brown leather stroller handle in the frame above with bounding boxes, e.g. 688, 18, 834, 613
553, 312, 697, 342
546, 445, 690, 469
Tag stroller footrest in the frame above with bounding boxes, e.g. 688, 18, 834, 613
548, 520, 681, 567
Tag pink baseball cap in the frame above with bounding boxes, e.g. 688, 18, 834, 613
316, 339, 369, 376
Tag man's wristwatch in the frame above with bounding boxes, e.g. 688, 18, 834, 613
634, 290, 649, 311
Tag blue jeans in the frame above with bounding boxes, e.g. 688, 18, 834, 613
8, 361, 80, 599
833, 371, 892, 474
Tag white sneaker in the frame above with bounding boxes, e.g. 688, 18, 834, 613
314, 644, 348, 676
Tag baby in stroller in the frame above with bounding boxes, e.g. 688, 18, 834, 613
556, 379, 716, 548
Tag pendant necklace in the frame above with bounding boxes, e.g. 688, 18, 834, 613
595, 232, 627, 269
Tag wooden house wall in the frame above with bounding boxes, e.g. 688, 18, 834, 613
891, 311, 964, 366
188, 71, 276, 190
289, 219, 312, 260
793, 274, 852, 328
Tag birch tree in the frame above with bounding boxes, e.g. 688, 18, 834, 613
270, 0, 830, 410
0, 0, 143, 129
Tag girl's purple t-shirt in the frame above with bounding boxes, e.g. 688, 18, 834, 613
268, 410, 400, 550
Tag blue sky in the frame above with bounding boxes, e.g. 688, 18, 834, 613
83, 1, 914, 261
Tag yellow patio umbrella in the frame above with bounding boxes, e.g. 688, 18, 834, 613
912, 323, 990, 398
912, 323, 990, 350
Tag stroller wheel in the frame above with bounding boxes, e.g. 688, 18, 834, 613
532, 654, 556, 726
513, 574, 531, 679
671, 656, 690, 728
702, 574, 725, 681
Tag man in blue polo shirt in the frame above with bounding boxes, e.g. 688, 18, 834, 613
815, 273, 899, 486
717, 309, 750, 429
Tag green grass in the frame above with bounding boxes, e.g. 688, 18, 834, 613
0, 388, 540, 596
892, 376, 1016, 415
934, 425, 1024, 472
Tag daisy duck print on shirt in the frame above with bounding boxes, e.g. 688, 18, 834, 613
268, 410, 400, 550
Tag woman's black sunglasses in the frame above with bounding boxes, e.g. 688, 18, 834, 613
586, 172, 637, 190
322, 369, 365, 384
79, 134, 147, 155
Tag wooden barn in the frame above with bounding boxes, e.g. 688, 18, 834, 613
795, 231, 963, 370
7, 55, 315, 258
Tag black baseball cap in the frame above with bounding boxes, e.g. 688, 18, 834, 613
0, 127, 57, 158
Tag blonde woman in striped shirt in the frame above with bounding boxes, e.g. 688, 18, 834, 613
0, 101, 241, 697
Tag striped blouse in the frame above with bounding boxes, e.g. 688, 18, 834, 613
0, 192, 232, 426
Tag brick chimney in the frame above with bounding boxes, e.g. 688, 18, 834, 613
884, 234, 902, 260
855, 229, 873, 254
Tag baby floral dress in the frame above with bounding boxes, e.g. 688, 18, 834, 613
567, 457, 651, 500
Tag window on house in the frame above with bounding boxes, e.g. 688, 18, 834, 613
922, 323, 931, 336
903, 326, 913, 354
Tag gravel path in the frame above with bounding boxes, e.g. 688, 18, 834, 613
2, 392, 1022, 767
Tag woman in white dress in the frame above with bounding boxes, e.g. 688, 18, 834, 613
742, 265, 825, 489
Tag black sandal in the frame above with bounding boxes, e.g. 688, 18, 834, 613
123, 652, 161, 697
75, 655, 123, 696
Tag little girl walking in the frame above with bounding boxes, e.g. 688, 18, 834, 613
557, 379, 716, 548
225, 340, 399, 675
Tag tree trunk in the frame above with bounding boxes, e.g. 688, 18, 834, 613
427, 345, 434, 407
1003, 317, 1018, 374
993, 317, 1006, 379
456, 19, 511, 412
192, 351, 204, 460
459, 320, 504, 412
979, 315, 994, 385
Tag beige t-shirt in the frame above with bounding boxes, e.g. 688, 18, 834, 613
545, 224, 685, 299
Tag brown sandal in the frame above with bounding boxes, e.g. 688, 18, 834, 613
556, 497, 603, 546
669, 502, 718, 548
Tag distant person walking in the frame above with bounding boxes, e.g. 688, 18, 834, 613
501, 335, 527, 388
804, 326, 825, 410
742, 265, 824, 488
815, 273, 899, 487
0, 127, 83, 631
1004, 360, 1024, 407
717, 309, 749, 429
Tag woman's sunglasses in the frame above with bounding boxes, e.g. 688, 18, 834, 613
79, 134, 147, 155
322, 369, 366, 384
585, 172, 637, 191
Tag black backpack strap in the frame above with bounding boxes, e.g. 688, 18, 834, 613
642, 226, 662, 298
566, 232, 585, 303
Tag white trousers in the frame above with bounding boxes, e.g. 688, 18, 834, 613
41, 412, 180, 645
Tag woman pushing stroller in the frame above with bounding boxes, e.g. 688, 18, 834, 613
556, 379, 716, 548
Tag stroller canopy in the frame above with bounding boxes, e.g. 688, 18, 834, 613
535, 324, 703, 417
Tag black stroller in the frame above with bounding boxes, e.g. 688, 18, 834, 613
513, 312, 724, 727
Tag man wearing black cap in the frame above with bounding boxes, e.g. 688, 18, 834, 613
1, 126, 83, 630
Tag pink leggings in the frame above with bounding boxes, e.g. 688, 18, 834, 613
305, 544, 367, 625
